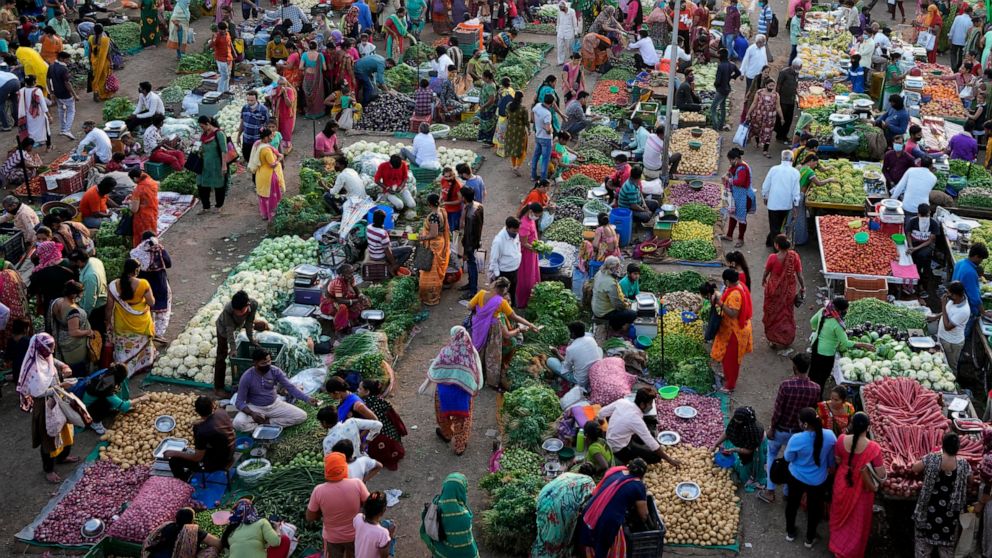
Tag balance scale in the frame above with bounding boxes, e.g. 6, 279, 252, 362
877, 199, 905, 225
632, 293, 660, 339
956, 222, 975, 253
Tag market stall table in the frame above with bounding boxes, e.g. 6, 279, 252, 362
815, 215, 919, 297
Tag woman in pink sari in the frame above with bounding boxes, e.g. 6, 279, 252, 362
761, 234, 805, 349
270, 77, 297, 153
830, 412, 885, 558
515, 202, 543, 308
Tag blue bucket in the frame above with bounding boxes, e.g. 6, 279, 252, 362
539, 252, 565, 273
609, 207, 633, 246
588, 259, 604, 277
367, 205, 395, 230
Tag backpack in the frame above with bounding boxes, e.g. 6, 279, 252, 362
768, 12, 779, 37
422, 498, 446, 542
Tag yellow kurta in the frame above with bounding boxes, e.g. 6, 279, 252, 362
113, 279, 155, 337
16, 47, 48, 95
254, 145, 285, 197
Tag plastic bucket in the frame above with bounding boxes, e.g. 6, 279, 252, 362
588, 260, 604, 277
610, 207, 633, 246
367, 205, 395, 230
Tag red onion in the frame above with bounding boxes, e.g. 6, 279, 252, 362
106, 477, 194, 542
588, 357, 637, 406
655, 393, 725, 448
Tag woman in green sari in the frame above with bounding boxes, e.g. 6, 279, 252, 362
407, 0, 427, 37
421, 473, 480, 558
384, 8, 413, 60
535, 75, 563, 133
476, 70, 498, 145
140, 0, 160, 47
532, 463, 597, 558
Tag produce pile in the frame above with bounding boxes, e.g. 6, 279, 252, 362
328, 332, 389, 382
98, 392, 199, 466
957, 187, 992, 209
590, 103, 626, 120
921, 82, 969, 118
543, 217, 583, 245
677, 203, 718, 226
523, 22, 556, 33
342, 140, 477, 170
92, 220, 131, 280
176, 51, 215, 73
665, 181, 721, 208
670, 128, 719, 176
668, 240, 717, 261
818, 215, 898, 276
807, 158, 866, 206
103, 97, 135, 123
450, 121, 479, 140
591, 80, 629, 105
655, 393, 725, 447
562, 163, 613, 182
355, 92, 414, 131
384, 63, 418, 93
664, 290, 704, 313
170, 73, 203, 91
862, 378, 950, 497
159, 170, 197, 195
936, 159, 992, 192
648, 331, 709, 374
33, 461, 150, 544
640, 268, 707, 294
672, 220, 714, 241
105, 22, 141, 52
844, 298, 928, 331
797, 30, 853, 78
502, 384, 562, 448
578, 125, 621, 153
107, 477, 194, 542
644, 446, 740, 547
838, 329, 957, 391
480, 456, 545, 555
496, 46, 547, 89
691, 64, 717, 94
400, 42, 436, 66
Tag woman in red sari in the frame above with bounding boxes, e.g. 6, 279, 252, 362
270, 77, 297, 153
761, 234, 805, 349
830, 412, 885, 558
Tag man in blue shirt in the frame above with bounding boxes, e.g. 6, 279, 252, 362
354, 0, 374, 33
874, 94, 909, 143
847, 54, 866, 93
355, 54, 391, 105
951, 242, 988, 335
626, 116, 650, 161
238, 91, 269, 164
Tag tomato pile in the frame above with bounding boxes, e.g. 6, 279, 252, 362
562, 164, 614, 182
819, 215, 898, 276
591, 80, 629, 105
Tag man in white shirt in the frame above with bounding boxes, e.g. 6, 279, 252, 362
932, 281, 970, 372
628, 28, 659, 69
531, 95, 554, 181
740, 34, 769, 90
488, 217, 521, 305
872, 23, 892, 62
0, 69, 19, 131
642, 125, 681, 179
599, 388, 681, 466
358, 33, 376, 57
949, 6, 974, 72
555, 1, 579, 65
890, 156, 938, 230
126, 81, 164, 132
327, 156, 373, 215
547, 322, 603, 389
431, 46, 454, 77
761, 150, 801, 247
330, 439, 383, 482
400, 123, 439, 167
662, 41, 691, 73
76, 121, 113, 164
856, 34, 875, 69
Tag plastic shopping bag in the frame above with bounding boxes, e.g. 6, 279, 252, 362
732, 123, 750, 147
917, 30, 935, 51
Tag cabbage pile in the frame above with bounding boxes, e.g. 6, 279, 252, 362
215, 98, 245, 141
154, 236, 318, 384
838, 345, 957, 392
342, 140, 477, 170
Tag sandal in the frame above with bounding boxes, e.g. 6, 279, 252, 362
734, 240, 744, 248
757, 490, 776, 504
60, 456, 81, 464
45, 472, 62, 484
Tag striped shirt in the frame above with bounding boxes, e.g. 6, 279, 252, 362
366, 225, 389, 261
618, 179, 644, 208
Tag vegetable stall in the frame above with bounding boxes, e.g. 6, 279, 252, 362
815, 215, 919, 293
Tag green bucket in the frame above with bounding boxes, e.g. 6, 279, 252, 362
854, 232, 869, 245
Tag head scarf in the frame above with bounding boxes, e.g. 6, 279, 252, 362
925, 3, 941, 27
725, 406, 764, 449
331, 28, 344, 45
426, 326, 482, 394
324, 451, 349, 481
823, 300, 845, 328
34, 241, 63, 270
421, 473, 478, 558
229, 499, 260, 527
15, 333, 58, 410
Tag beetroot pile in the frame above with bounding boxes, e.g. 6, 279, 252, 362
655, 393, 724, 447
34, 461, 150, 544
107, 476, 194, 542
588, 357, 637, 406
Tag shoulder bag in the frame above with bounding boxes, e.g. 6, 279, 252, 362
862, 464, 883, 492
769, 457, 792, 485
184, 151, 204, 174
422, 498, 446, 541
413, 242, 435, 271
53, 385, 92, 427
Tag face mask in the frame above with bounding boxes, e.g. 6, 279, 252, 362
256, 363, 271, 373
893, 143, 904, 151
508, 232, 518, 238
275, 38, 282, 43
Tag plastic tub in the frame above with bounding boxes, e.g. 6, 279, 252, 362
539, 252, 565, 273
583, 199, 612, 220
891, 233, 906, 245
609, 207, 633, 246
634, 335, 652, 349
588, 259, 604, 277
236, 458, 272, 485
659, 385, 680, 399
854, 231, 869, 245
367, 205, 395, 230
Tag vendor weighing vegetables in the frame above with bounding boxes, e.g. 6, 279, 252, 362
165, 396, 236, 481
232, 348, 319, 432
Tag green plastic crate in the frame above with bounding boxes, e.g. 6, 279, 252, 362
411, 165, 441, 185
144, 161, 173, 181
229, 340, 285, 383
83, 537, 142, 558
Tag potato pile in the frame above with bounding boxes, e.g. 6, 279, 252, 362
644, 445, 740, 547
99, 392, 200, 468
670, 128, 720, 176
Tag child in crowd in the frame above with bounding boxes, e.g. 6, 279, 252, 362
619, 263, 641, 298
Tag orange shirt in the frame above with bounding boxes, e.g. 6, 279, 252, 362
521, 189, 549, 211
40, 34, 62, 64
79, 185, 108, 218
213, 32, 233, 63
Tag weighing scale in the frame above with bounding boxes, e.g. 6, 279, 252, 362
658, 205, 679, 222
104, 120, 127, 140
955, 222, 974, 253
632, 293, 660, 339
199, 72, 220, 92
863, 169, 886, 198
151, 437, 189, 476
250, 425, 282, 457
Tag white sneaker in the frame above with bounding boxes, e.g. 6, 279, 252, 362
91, 421, 106, 435
61, 131, 75, 140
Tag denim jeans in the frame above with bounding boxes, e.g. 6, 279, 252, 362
357, 73, 378, 105
722, 32, 737, 59
788, 44, 798, 65
531, 137, 553, 180
465, 248, 478, 292
216, 61, 231, 93
765, 429, 795, 490
55, 97, 75, 134
710, 91, 728, 130
0, 78, 19, 128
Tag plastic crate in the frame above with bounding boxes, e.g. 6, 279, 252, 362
844, 276, 888, 302
460, 108, 478, 122
0, 228, 24, 264
144, 161, 174, 181
411, 165, 441, 185
624, 495, 665, 557
229, 340, 285, 384
83, 536, 142, 558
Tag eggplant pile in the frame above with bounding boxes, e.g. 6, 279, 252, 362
847, 322, 912, 342
356, 92, 415, 132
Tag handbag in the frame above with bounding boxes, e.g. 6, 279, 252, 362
184, 151, 204, 174
861, 464, 883, 492
422, 498, 446, 542
52, 386, 92, 427
703, 301, 721, 341
87, 331, 103, 363
769, 457, 792, 485
413, 242, 435, 270
115, 211, 134, 236
917, 30, 936, 50
732, 123, 750, 147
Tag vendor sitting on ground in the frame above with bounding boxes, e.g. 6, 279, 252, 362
599, 387, 682, 466
0, 137, 42, 187
232, 348, 319, 432
75, 120, 113, 165
619, 263, 641, 298
547, 321, 603, 389
326, 156, 373, 215
374, 154, 416, 218
366, 209, 413, 274
618, 166, 659, 225
592, 256, 638, 334
319, 263, 369, 334
711, 405, 765, 484
166, 395, 237, 481
79, 363, 148, 435
675, 69, 703, 112
400, 123, 439, 168
143, 507, 223, 557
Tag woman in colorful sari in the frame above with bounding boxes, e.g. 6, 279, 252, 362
761, 234, 804, 349
432, 0, 452, 35
408, 0, 427, 36
818, 385, 856, 436
325, 42, 355, 100
359, 378, 407, 470
562, 52, 585, 97
536, 75, 563, 133
493, 78, 515, 156
419, 327, 483, 456
593, 212, 620, 261
270, 77, 297, 153
16, 333, 79, 483
709, 268, 753, 393
418, 193, 450, 306
46, 280, 93, 376
421, 473, 480, 556
253, 128, 285, 221
383, 7, 412, 60
504, 92, 530, 175
533, 463, 598, 558
467, 276, 537, 389
107, 257, 156, 376
580, 32, 612, 72
830, 412, 884, 558
476, 70, 497, 145
923, 3, 943, 63
300, 41, 326, 119
130, 232, 172, 339
140, 0, 160, 47
86, 24, 113, 101
578, 459, 652, 558
142, 507, 222, 558
515, 202, 542, 308
280, 42, 303, 89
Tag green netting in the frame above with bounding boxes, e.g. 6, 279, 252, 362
142, 373, 220, 390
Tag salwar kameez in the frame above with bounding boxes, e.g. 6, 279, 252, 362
515, 215, 540, 308
476, 81, 497, 143
504, 105, 529, 167
435, 386, 473, 454
254, 144, 285, 221
384, 14, 409, 60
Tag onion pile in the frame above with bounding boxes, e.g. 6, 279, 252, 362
655, 393, 724, 447
644, 445, 740, 546
34, 461, 150, 544
107, 477, 194, 542
99, 392, 200, 467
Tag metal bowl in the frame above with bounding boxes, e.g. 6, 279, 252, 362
673, 406, 698, 419
675, 481, 701, 501
81, 518, 105, 539
154, 415, 176, 433
657, 431, 681, 446
541, 438, 564, 452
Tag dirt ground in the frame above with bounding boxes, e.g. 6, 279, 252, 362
0, 0, 929, 555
